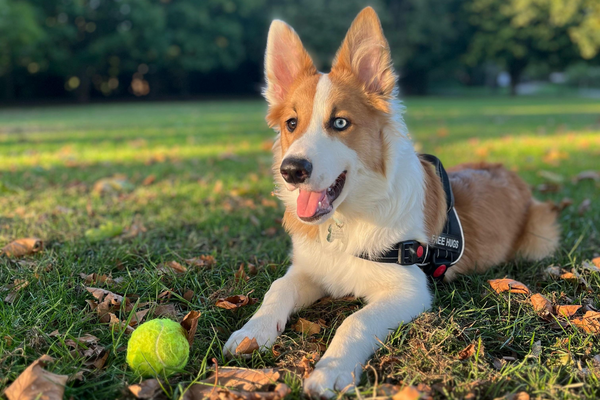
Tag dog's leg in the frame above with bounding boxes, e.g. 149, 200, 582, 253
304, 287, 431, 397
224, 269, 325, 355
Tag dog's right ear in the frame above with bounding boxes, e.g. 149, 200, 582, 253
264, 20, 316, 106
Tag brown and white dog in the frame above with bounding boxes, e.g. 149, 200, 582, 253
224, 7, 560, 397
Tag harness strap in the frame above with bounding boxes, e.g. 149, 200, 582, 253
357, 154, 464, 281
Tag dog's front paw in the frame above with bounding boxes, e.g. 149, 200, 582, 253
223, 320, 279, 357
303, 366, 356, 399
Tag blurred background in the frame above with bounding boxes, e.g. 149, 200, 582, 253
1, 0, 599, 104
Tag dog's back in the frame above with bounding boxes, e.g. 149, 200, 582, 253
443, 162, 560, 280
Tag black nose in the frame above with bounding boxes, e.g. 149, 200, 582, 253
280, 158, 312, 184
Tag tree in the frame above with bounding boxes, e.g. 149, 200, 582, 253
464, 0, 599, 95
0, 0, 43, 100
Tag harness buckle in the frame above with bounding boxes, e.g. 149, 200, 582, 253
399, 241, 427, 265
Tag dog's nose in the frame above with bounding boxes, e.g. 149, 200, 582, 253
280, 158, 312, 184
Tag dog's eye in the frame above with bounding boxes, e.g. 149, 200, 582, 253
332, 118, 349, 131
286, 118, 297, 132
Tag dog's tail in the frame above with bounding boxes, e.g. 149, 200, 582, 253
514, 199, 560, 261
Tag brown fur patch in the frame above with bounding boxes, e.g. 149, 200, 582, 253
267, 74, 320, 157
443, 162, 558, 281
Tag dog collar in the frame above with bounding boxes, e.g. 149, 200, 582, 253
357, 154, 464, 281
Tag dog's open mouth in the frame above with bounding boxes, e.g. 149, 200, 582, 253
296, 171, 346, 222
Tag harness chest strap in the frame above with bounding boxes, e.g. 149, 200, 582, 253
357, 154, 465, 281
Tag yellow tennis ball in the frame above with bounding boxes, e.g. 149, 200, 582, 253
126, 319, 189, 377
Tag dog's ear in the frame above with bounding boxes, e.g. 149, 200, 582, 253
331, 7, 395, 100
264, 20, 317, 105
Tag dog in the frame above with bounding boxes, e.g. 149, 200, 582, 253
224, 7, 559, 397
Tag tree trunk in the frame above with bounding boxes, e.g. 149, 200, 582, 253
508, 59, 526, 97
76, 70, 91, 103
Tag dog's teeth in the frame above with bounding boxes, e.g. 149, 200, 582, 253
318, 201, 322, 208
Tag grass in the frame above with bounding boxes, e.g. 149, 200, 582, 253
0, 96, 599, 399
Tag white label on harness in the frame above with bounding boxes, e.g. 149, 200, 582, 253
431, 235, 460, 250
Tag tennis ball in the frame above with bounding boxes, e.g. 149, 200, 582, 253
126, 319, 189, 377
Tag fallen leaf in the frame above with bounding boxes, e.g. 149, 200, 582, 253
493, 358, 505, 370
573, 171, 600, 183
536, 183, 561, 193
153, 304, 178, 319
157, 261, 187, 275
3, 279, 29, 303
1, 238, 43, 258
93, 176, 133, 195
506, 392, 530, 400
234, 264, 250, 282
544, 265, 563, 278
128, 309, 150, 327
184, 367, 287, 400
592, 257, 600, 269
297, 353, 320, 378
85, 222, 124, 242
538, 170, 564, 184
262, 227, 278, 237
459, 343, 476, 360
129, 379, 162, 399
185, 255, 216, 269
121, 221, 147, 239
392, 386, 421, 400
215, 295, 258, 310
578, 199, 591, 215
181, 311, 201, 347
555, 305, 582, 318
80, 273, 114, 285
531, 293, 553, 314
236, 337, 259, 354
530, 340, 542, 358
183, 289, 194, 302
5, 355, 68, 400
292, 318, 322, 336
560, 271, 577, 280
571, 311, 600, 333
142, 174, 156, 186
65, 334, 99, 347
556, 198, 573, 211
488, 279, 530, 295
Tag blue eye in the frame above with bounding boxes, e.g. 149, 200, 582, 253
332, 118, 349, 131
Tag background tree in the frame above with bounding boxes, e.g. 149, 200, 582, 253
464, 0, 598, 95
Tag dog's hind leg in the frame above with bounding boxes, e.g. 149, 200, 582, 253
223, 270, 325, 355
514, 199, 560, 261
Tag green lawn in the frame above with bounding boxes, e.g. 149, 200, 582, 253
1, 97, 599, 399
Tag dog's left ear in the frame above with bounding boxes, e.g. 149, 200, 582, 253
331, 7, 395, 106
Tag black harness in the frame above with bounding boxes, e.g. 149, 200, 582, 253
358, 154, 465, 281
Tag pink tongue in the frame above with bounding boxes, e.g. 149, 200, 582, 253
297, 190, 326, 218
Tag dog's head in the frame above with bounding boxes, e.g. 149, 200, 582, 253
265, 7, 398, 226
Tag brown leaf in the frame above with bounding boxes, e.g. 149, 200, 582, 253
506, 392, 530, 400
3, 279, 29, 303
185, 255, 216, 269
188, 367, 281, 397
571, 311, 600, 333
129, 379, 162, 399
556, 198, 573, 211
153, 304, 178, 319
573, 171, 600, 183
1, 238, 43, 258
234, 264, 250, 282
183, 289, 194, 302
459, 343, 476, 360
142, 174, 156, 186
292, 318, 322, 336
544, 265, 563, 278
592, 257, 600, 269
488, 279, 530, 295
578, 199, 591, 215
181, 311, 201, 347
5, 355, 68, 400
530, 293, 553, 314
80, 273, 114, 285
85, 351, 109, 370
560, 272, 577, 280
297, 353, 320, 378
128, 308, 150, 327
215, 295, 258, 310
392, 386, 422, 400
157, 261, 187, 275
235, 337, 259, 355
65, 334, 99, 347
555, 305, 582, 318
